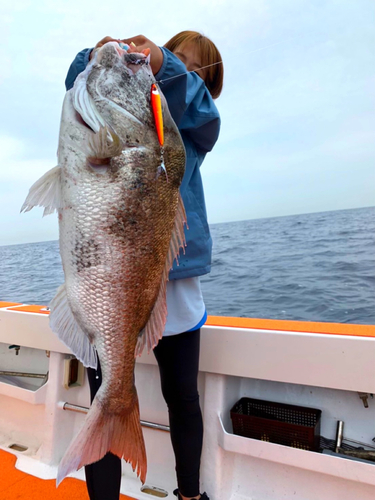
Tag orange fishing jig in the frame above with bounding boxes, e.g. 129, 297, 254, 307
151, 83, 164, 147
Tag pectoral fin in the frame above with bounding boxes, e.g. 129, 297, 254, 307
20, 165, 61, 216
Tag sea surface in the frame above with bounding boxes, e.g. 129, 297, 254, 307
0, 207, 374, 324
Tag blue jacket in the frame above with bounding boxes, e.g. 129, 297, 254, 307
65, 46, 221, 279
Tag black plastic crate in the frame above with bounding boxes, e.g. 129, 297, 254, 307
230, 397, 321, 451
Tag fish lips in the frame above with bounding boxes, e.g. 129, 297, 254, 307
95, 41, 151, 75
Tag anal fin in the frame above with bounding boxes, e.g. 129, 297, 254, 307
49, 284, 97, 369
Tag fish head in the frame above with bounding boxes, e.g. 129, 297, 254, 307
59, 41, 184, 185
71, 42, 160, 149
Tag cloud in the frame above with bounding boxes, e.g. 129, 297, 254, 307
0, 136, 54, 183
0, 135, 58, 245
0, 0, 374, 245
0, 179, 58, 246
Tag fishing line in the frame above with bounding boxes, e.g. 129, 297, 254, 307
156, 61, 223, 84
156, 39, 293, 84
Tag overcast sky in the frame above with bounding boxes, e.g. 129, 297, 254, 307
1, 0, 374, 245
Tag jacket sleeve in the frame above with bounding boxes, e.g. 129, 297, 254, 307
65, 48, 92, 91
156, 48, 221, 153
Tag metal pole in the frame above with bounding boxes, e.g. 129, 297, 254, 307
0, 371, 46, 379
334, 420, 375, 451
343, 437, 375, 450
335, 420, 344, 453
59, 402, 170, 432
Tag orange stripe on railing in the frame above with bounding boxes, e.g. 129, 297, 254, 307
0, 302, 22, 308
2, 302, 375, 338
206, 315, 375, 338
9, 305, 50, 315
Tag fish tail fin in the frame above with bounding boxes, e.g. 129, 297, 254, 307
56, 393, 146, 486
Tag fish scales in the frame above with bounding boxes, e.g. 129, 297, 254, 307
21, 42, 186, 486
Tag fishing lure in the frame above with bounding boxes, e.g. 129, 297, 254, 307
150, 83, 168, 181
150, 83, 164, 147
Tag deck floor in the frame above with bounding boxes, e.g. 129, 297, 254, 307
0, 449, 134, 499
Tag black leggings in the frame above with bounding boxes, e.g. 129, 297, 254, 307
85, 328, 203, 499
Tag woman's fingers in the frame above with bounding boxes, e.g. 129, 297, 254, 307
88, 35, 163, 74
121, 35, 147, 47
95, 36, 120, 48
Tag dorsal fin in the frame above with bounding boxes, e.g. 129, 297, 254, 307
135, 194, 187, 356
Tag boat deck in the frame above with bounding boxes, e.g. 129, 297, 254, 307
1, 302, 375, 500
0, 449, 134, 500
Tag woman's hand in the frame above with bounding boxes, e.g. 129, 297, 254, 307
122, 35, 163, 75
89, 36, 121, 60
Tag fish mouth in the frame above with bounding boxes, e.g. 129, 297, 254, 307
123, 51, 150, 70
95, 41, 151, 74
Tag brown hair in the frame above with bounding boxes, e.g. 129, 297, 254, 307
164, 31, 224, 99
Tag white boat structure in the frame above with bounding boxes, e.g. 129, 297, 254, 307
1, 300, 375, 499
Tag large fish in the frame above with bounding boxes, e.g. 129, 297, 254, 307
21, 42, 186, 485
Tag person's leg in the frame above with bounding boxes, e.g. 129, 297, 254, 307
85, 360, 122, 500
153, 329, 203, 499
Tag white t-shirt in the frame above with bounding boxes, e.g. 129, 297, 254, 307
163, 277, 207, 336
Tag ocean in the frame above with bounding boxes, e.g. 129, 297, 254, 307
0, 206, 374, 325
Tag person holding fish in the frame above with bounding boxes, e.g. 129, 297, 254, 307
63, 30, 223, 500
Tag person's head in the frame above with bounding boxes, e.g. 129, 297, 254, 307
164, 31, 223, 99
